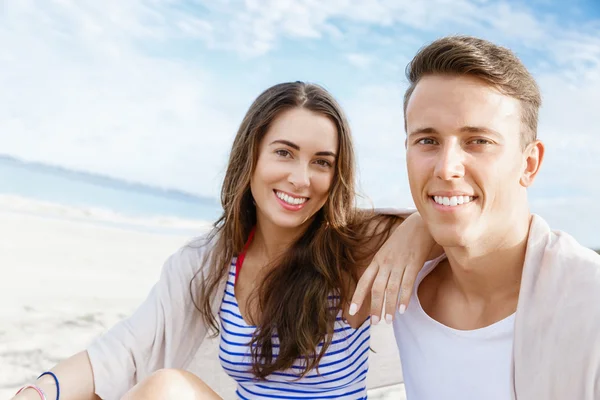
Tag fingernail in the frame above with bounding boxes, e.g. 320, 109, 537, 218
385, 314, 393, 324
399, 304, 406, 314
371, 315, 380, 325
349, 303, 358, 316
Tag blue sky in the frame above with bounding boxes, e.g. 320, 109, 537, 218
1, 0, 599, 247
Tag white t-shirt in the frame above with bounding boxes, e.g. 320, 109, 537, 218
393, 255, 515, 400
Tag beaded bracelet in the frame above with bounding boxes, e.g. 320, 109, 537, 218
15, 384, 47, 400
38, 372, 60, 400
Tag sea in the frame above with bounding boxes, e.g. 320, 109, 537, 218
0, 155, 222, 234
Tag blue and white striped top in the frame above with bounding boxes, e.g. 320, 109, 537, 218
219, 259, 371, 399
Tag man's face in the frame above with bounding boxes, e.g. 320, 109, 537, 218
405, 74, 539, 248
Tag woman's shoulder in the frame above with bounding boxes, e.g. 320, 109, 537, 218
162, 231, 220, 281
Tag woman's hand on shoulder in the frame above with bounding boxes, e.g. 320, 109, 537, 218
349, 211, 441, 324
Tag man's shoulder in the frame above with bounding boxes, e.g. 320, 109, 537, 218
529, 215, 600, 277
522, 219, 600, 338
542, 228, 600, 320
545, 228, 600, 275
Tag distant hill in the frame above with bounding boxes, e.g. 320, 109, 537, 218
0, 154, 218, 205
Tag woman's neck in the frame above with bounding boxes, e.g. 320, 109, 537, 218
250, 217, 310, 261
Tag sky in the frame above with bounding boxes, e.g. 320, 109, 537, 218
1, 0, 599, 247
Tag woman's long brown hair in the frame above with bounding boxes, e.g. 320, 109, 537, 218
190, 81, 399, 379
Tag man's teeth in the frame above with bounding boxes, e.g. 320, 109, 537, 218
433, 195, 475, 207
276, 191, 307, 205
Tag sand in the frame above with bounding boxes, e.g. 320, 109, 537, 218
0, 195, 405, 399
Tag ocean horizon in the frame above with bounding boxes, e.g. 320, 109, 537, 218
0, 154, 222, 231
2, 154, 598, 250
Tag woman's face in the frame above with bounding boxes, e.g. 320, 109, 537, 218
250, 107, 338, 232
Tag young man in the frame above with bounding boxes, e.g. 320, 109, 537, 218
390, 35, 600, 399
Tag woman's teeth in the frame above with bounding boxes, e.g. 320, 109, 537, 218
276, 191, 307, 205
433, 195, 475, 207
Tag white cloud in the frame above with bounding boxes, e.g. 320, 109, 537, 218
0, 0, 599, 247
187, 0, 580, 60
550, 29, 600, 79
345, 53, 373, 69
0, 0, 246, 197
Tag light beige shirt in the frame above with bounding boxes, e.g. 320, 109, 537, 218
511, 215, 600, 399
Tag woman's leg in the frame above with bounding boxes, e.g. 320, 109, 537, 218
121, 369, 223, 400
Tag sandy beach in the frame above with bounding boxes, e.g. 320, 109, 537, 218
0, 195, 405, 399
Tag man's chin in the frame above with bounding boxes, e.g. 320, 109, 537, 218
430, 227, 472, 248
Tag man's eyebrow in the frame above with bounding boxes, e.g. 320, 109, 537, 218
270, 140, 336, 157
459, 126, 501, 136
408, 126, 501, 136
408, 127, 438, 137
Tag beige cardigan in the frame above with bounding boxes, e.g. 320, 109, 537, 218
87, 235, 228, 399
511, 215, 600, 399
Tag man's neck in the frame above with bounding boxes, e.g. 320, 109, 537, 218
444, 244, 527, 301
443, 221, 531, 303
419, 215, 532, 330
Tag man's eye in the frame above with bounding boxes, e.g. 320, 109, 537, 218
417, 138, 437, 145
470, 138, 492, 145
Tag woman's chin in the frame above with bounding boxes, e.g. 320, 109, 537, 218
267, 212, 314, 230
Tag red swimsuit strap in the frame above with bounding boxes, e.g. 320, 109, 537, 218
235, 226, 256, 284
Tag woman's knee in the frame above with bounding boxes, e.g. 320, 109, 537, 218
121, 368, 221, 400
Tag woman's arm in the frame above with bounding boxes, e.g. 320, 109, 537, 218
12, 351, 98, 400
349, 211, 440, 324
343, 210, 404, 327
12, 241, 214, 400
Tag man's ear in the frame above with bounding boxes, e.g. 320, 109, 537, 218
520, 140, 545, 187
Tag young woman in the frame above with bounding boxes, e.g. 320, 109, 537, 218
13, 82, 434, 400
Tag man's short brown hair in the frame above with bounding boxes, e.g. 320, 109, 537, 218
404, 35, 542, 146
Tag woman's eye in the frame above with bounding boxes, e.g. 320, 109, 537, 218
315, 159, 332, 168
275, 149, 292, 157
